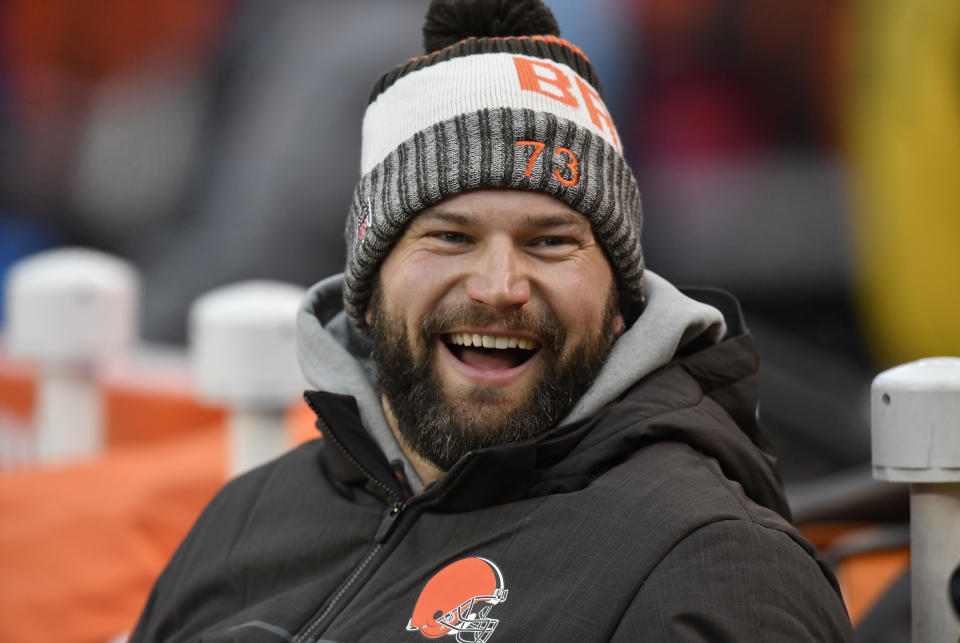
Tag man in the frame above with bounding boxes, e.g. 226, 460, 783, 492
133, 1, 854, 640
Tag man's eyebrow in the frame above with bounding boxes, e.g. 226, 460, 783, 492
521, 213, 587, 228
414, 209, 588, 229
414, 210, 472, 226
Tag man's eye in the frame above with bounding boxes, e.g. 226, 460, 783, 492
533, 237, 572, 248
431, 231, 468, 244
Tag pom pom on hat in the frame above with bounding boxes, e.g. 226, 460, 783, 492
423, 0, 561, 53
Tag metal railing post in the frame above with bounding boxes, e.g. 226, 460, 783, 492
4, 248, 138, 464
190, 281, 306, 477
872, 357, 960, 642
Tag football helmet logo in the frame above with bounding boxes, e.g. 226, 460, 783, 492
406, 557, 508, 642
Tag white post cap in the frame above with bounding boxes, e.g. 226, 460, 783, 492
190, 281, 306, 410
4, 248, 139, 364
872, 357, 960, 482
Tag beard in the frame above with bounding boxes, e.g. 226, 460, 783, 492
368, 287, 620, 473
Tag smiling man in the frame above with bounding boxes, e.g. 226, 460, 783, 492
370, 190, 624, 482
132, 1, 853, 641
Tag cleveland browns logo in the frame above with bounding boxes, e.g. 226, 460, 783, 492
406, 557, 508, 642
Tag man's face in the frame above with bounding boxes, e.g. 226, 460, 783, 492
367, 189, 624, 472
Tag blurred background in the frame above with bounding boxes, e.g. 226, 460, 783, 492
1, 0, 957, 640
2, 0, 959, 475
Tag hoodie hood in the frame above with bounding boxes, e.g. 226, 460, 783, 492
296, 271, 725, 494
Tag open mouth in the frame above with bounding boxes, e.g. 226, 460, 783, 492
443, 333, 541, 370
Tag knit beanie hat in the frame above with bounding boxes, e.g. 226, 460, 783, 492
343, 0, 644, 330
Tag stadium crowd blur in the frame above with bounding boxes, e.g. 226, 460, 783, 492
1, 0, 959, 482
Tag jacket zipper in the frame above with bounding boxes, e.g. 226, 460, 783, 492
296, 394, 474, 640
293, 543, 382, 643
294, 403, 410, 640
374, 500, 406, 542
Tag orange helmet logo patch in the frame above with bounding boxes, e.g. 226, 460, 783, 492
406, 557, 508, 642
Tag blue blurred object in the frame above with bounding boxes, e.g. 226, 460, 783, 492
544, 0, 639, 124
0, 213, 59, 324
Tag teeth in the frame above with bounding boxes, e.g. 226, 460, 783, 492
447, 333, 539, 350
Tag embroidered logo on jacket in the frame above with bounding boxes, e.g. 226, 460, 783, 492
406, 557, 508, 642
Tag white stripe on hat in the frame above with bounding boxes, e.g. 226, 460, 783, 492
361, 52, 622, 175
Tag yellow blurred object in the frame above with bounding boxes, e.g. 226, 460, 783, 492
848, 0, 960, 365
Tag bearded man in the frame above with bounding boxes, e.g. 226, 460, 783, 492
132, 1, 854, 641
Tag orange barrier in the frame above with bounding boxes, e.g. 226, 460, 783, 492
0, 428, 224, 643
0, 355, 319, 643
800, 521, 911, 627
838, 547, 910, 625
0, 359, 34, 436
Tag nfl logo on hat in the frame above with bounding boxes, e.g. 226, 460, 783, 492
355, 198, 374, 246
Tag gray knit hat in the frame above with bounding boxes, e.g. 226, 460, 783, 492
344, 0, 644, 330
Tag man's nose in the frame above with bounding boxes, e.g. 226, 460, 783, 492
464, 241, 531, 310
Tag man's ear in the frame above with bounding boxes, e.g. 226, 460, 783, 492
613, 313, 626, 338
364, 306, 373, 327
